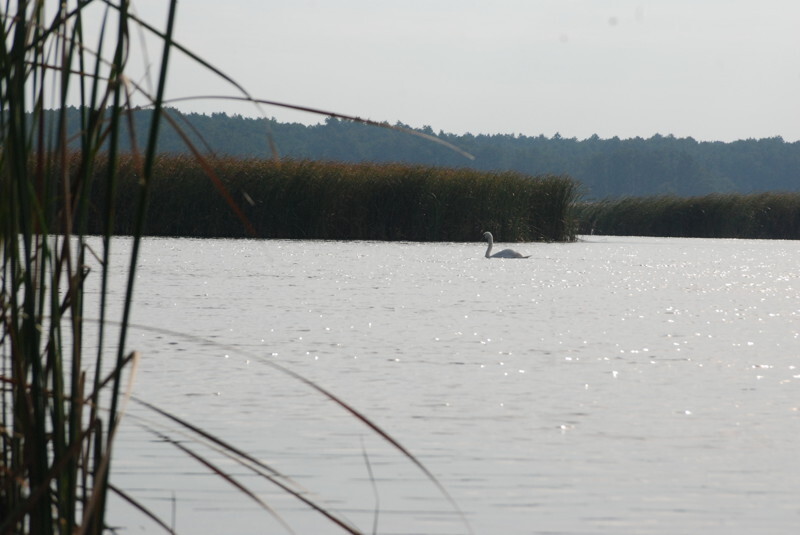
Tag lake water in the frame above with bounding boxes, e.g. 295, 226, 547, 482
94, 235, 799, 535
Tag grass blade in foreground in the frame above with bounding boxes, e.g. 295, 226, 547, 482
1, 2, 177, 533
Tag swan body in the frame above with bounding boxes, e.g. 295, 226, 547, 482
482, 232, 530, 258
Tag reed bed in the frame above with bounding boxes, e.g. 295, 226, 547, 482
87, 155, 580, 243
577, 193, 800, 239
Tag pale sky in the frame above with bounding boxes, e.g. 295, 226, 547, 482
120, 1, 800, 142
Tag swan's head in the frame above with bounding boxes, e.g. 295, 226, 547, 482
482, 231, 493, 242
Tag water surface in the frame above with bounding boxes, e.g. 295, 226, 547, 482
97, 236, 800, 534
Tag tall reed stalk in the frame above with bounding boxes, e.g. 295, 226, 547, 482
1, 2, 177, 532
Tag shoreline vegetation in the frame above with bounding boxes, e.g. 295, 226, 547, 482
80, 152, 800, 243
577, 193, 800, 240
85, 154, 581, 243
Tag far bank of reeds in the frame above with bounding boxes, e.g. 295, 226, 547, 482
88, 155, 580, 242
577, 193, 800, 239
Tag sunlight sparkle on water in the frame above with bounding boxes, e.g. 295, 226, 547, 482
102, 236, 800, 535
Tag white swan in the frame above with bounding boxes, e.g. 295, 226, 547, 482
483, 232, 530, 258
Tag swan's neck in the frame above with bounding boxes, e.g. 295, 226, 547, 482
485, 237, 493, 258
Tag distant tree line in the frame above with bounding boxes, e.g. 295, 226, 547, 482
46, 107, 800, 199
